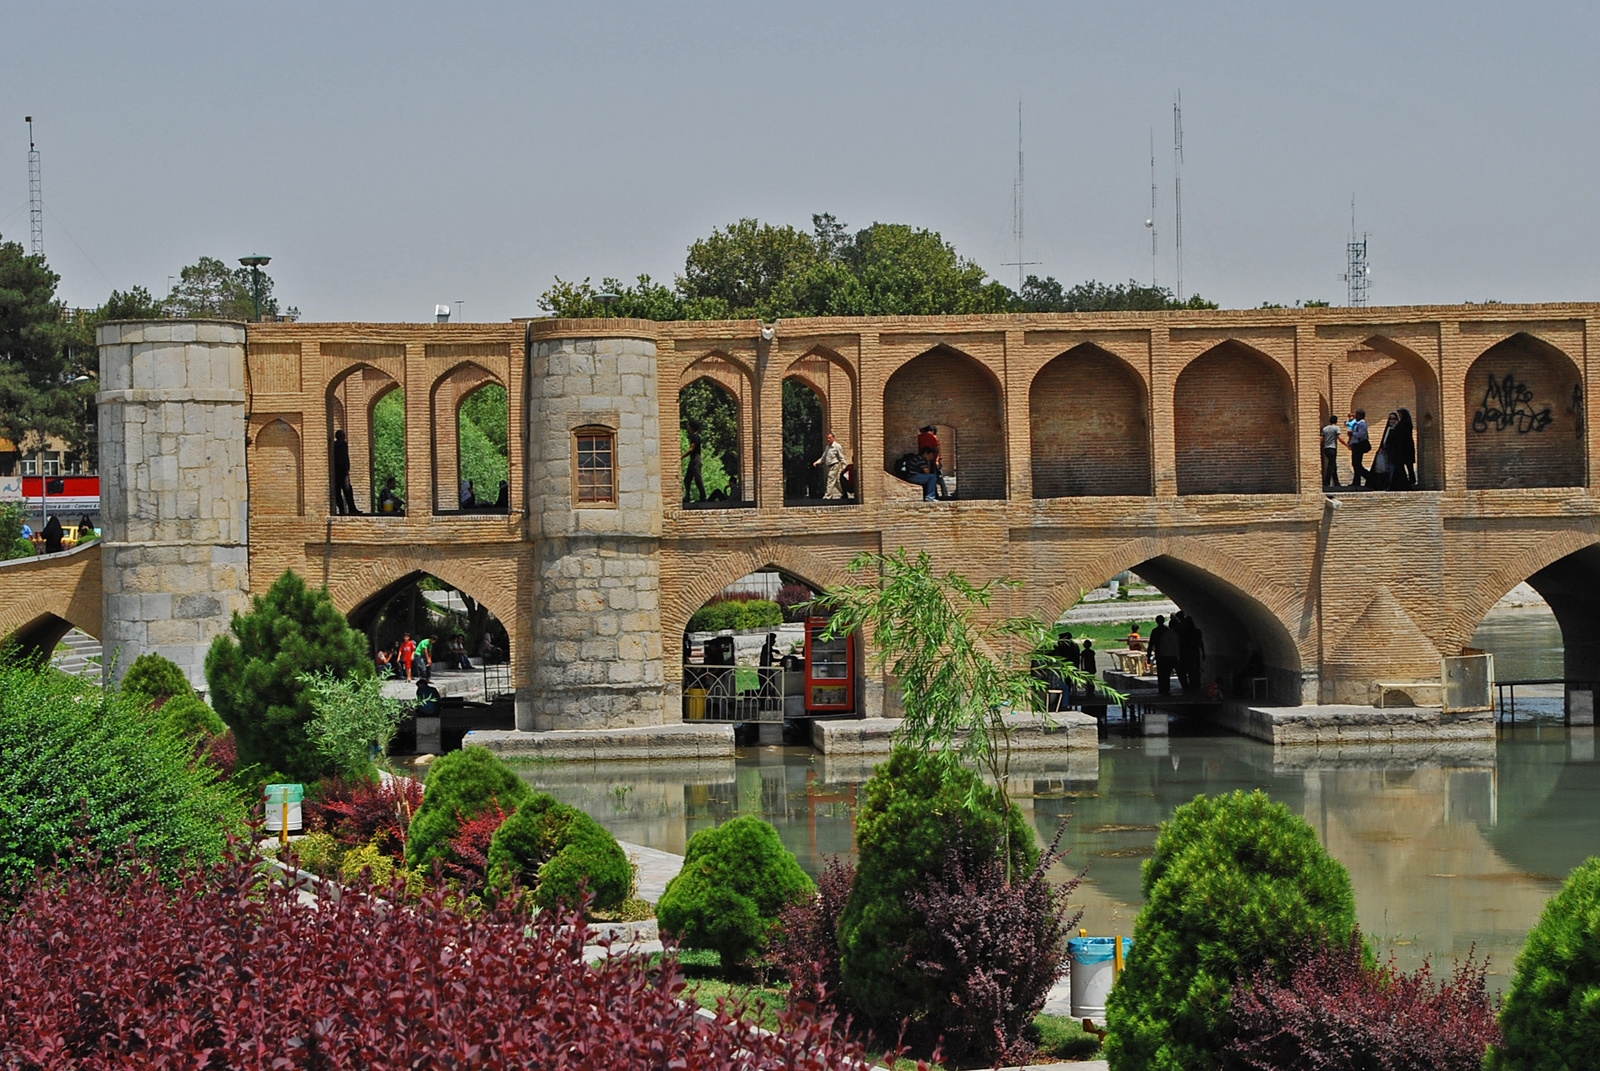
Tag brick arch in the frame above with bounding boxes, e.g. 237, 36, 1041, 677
1030, 343, 1152, 497
1443, 526, 1600, 651
1465, 332, 1585, 489
661, 540, 856, 645
883, 344, 1006, 500
430, 361, 507, 512
1353, 336, 1442, 490
326, 363, 402, 512
1174, 340, 1296, 495
0, 542, 104, 658
253, 418, 303, 516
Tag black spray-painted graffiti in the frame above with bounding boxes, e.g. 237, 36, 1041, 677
1472, 373, 1553, 434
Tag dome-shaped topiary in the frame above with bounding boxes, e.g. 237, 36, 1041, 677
1105, 789, 1357, 1071
836, 748, 1038, 1026
405, 746, 530, 871
1489, 856, 1600, 1071
121, 653, 193, 709
657, 815, 813, 969
487, 793, 632, 912
158, 693, 227, 739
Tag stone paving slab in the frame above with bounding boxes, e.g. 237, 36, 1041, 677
619, 839, 686, 904
466, 723, 736, 761
1211, 701, 1496, 746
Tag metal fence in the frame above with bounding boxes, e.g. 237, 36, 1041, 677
682, 663, 785, 723
481, 660, 513, 699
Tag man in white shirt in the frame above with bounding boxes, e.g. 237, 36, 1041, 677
1321, 420, 1343, 489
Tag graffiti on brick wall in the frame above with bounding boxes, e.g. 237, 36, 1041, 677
1472, 373, 1553, 434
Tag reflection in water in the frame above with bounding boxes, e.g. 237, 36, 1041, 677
1473, 603, 1563, 681
522, 721, 1600, 993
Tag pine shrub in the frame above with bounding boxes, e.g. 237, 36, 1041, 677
158, 693, 227, 739
836, 748, 1038, 1027
405, 746, 531, 871
488, 793, 633, 912
204, 569, 372, 783
657, 816, 813, 970
119, 652, 192, 708
0, 663, 241, 892
1105, 789, 1357, 1071
1489, 856, 1600, 1071
1226, 931, 1499, 1071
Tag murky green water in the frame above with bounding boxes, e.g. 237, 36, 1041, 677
521, 606, 1585, 991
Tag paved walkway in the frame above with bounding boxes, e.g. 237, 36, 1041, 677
619, 839, 685, 903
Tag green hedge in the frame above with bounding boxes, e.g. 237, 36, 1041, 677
1490, 856, 1600, 1071
656, 816, 813, 969
1105, 790, 1357, 1071
405, 746, 531, 871
487, 793, 632, 912
686, 598, 783, 634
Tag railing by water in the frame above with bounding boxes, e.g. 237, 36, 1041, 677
682, 663, 786, 723
1495, 678, 1599, 722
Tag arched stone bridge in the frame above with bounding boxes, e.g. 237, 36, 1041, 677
8, 307, 1600, 730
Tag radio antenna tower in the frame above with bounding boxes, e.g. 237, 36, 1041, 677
1343, 194, 1369, 307
1002, 101, 1040, 293
25, 116, 42, 258
1145, 128, 1158, 287
1172, 92, 1184, 303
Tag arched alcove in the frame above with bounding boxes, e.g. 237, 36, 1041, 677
783, 377, 826, 499
1349, 337, 1442, 490
1030, 344, 1151, 497
679, 352, 754, 507
1464, 333, 1584, 489
327, 364, 403, 515
882, 346, 1005, 500
1174, 342, 1295, 495
253, 419, 303, 516
1466, 543, 1600, 685
429, 363, 506, 513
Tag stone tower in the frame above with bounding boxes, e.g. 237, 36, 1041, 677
523, 330, 665, 731
96, 321, 251, 690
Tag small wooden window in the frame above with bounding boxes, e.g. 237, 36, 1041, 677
574, 427, 616, 505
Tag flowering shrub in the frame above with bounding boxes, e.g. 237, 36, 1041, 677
308, 774, 424, 855
0, 845, 895, 1069
908, 831, 1080, 1065
1226, 932, 1499, 1071
774, 856, 856, 1006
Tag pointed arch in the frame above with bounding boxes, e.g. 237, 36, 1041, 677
1465, 332, 1584, 489
1174, 340, 1296, 495
662, 539, 857, 646
883, 344, 1006, 499
252, 419, 303, 516
326, 362, 402, 513
1030, 343, 1151, 497
430, 361, 507, 513
1350, 335, 1442, 490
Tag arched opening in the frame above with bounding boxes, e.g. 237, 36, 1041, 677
1048, 554, 1304, 705
371, 387, 407, 514
1465, 333, 1584, 489
1174, 341, 1296, 495
680, 567, 854, 738
430, 363, 508, 514
883, 346, 1005, 500
252, 419, 303, 516
1349, 337, 1443, 490
1468, 545, 1600, 714
327, 364, 403, 517
783, 377, 826, 500
0, 612, 79, 672
679, 358, 751, 507
783, 350, 858, 506
1030, 344, 1152, 497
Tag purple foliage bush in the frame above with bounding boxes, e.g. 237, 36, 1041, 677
0, 843, 901, 1070
1224, 932, 1500, 1071
777, 583, 815, 622
774, 856, 856, 1006
306, 774, 424, 854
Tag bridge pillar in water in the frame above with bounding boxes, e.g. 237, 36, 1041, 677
96, 321, 252, 691
524, 332, 665, 730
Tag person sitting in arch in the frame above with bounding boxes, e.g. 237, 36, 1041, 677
379, 477, 405, 515
459, 479, 477, 510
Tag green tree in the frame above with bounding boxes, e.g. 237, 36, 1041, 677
841, 223, 1013, 316
299, 669, 407, 778
0, 237, 91, 475
681, 218, 820, 314
538, 274, 728, 320
457, 384, 509, 498
372, 389, 406, 508
782, 377, 824, 496
164, 256, 285, 321
0, 503, 33, 559
1105, 790, 1358, 1071
204, 570, 372, 783
1016, 276, 1219, 312
679, 379, 739, 497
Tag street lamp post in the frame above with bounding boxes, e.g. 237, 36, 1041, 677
239, 255, 271, 322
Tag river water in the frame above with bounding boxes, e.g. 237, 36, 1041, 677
522, 605, 1588, 991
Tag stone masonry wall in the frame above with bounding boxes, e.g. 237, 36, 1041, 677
96, 321, 251, 690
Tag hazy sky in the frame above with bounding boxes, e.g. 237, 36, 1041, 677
2, 1, 1596, 322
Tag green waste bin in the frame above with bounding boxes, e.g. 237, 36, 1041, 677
263, 783, 305, 833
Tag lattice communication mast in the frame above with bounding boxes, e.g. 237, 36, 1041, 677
1172, 92, 1184, 304
1344, 195, 1369, 307
25, 116, 42, 258
1003, 101, 1040, 292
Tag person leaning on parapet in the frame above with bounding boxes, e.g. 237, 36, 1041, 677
378, 477, 405, 515
1320, 416, 1343, 489
1149, 614, 1179, 695
332, 429, 361, 515
813, 431, 847, 500
684, 420, 707, 502
891, 447, 940, 501
917, 425, 950, 500
1345, 409, 1371, 489
495, 479, 510, 511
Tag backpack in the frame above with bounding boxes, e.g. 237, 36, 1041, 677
893, 452, 924, 478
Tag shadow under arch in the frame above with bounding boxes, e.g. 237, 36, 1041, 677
1454, 538, 1600, 684
341, 568, 517, 675
1035, 545, 1307, 704
0, 611, 82, 670
1352, 335, 1443, 490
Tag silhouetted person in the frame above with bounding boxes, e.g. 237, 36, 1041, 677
1177, 613, 1206, 694
332, 429, 360, 514
41, 515, 63, 554
76, 515, 95, 539
378, 477, 405, 515
1388, 408, 1417, 490
495, 479, 510, 510
1150, 614, 1178, 694
684, 420, 707, 502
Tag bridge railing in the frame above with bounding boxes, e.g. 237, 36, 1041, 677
681, 664, 785, 724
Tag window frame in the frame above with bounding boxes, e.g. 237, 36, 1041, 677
572, 425, 617, 508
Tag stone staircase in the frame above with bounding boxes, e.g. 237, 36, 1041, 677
50, 628, 102, 685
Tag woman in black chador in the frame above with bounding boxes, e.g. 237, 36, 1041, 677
1387, 408, 1417, 491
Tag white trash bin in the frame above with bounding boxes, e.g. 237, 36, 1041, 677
1068, 936, 1132, 1018
263, 783, 304, 834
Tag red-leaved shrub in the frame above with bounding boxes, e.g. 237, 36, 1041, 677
1224, 931, 1500, 1071
774, 856, 856, 1007
777, 583, 815, 622
441, 799, 512, 889
307, 774, 424, 855
0, 844, 906, 1070
906, 833, 1081, 1066
197, 729, 237, 781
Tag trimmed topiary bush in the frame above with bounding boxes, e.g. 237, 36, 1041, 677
656, 816, 812, 969
158, 693, 227, 739
405, 746, 530, 871
836, 747, 1038, 1027
0, 663, 242, 892
1105, 789, 1357, 1071
488, 793, 632, 912
1489, 856, 1600, 1071
119, 652, 192, 709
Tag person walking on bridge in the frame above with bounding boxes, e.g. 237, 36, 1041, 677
1150, 614, 1179, 695
332, 430, 361, 515
1177, 613, 1207, 694
813, 431, 847, 500
1346, 409, 1371, 489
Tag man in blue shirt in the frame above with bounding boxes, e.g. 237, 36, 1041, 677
1346, 409, 1371, 489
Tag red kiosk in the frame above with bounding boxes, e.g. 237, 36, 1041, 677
803, 616, 855, 713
